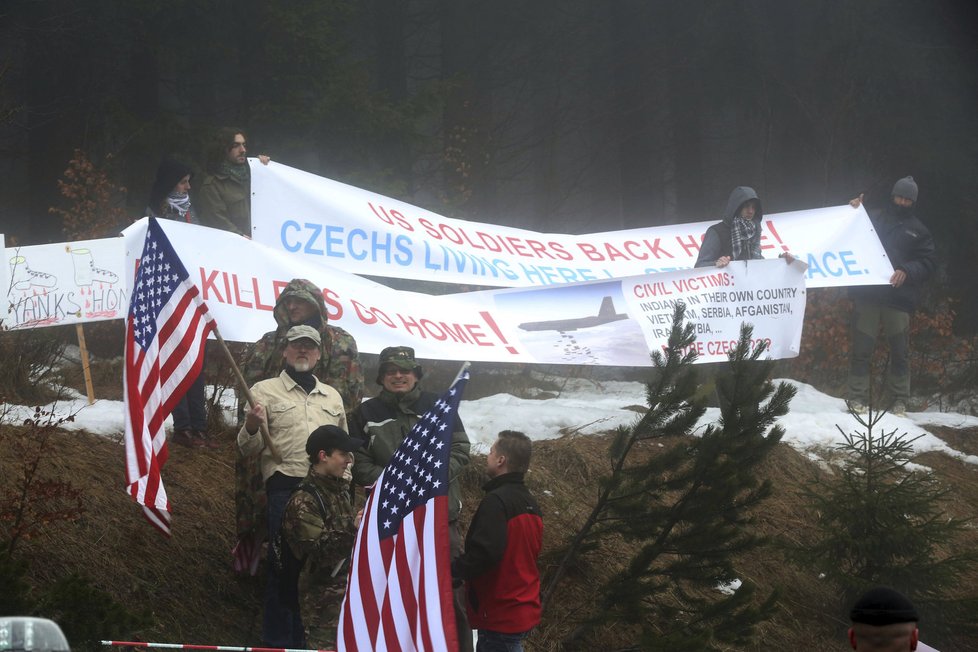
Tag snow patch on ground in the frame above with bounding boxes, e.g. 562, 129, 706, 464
3, 377, 976, 465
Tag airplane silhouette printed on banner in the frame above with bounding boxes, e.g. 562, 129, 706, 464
518, 295, 628, 332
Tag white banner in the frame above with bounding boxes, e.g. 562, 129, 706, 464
250, 160, 890, 289
116, 219, 805, 366
5, 238, 128, 329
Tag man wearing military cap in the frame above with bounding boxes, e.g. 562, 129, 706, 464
237, 325, 348, 648
350, 345, 473, 651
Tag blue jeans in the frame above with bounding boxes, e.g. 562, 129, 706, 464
263, 486, 305, 647
477, 630, 528, 652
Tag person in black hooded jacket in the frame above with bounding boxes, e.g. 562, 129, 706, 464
846, 176, 936, 416
695, 186, 794, 268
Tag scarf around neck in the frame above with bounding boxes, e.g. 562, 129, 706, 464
730, 217, 762, 261
219, 159, 250, 184
166, 192, 192, 221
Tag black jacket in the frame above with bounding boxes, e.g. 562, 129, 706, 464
350, 387, 470, 521
849, 205, 936, 313
452, 472, 543, 633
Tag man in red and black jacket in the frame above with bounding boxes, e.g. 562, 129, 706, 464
452, 430, 543, 652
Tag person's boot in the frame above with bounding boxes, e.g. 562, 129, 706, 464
196, 430, 221, 450
172, 428, 204, 448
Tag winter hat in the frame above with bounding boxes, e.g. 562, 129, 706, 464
376, 346, 424, 384
850, 587, 919, 626
305, 424, 364, 458
149, 158, 193, 210
891, 176, 918, 203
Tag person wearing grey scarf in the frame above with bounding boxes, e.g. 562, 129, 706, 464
695, 186, 793, 268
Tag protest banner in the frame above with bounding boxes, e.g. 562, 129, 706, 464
5, 238, 127, 329
250, 160, 890, 289
119, 219, 806, 366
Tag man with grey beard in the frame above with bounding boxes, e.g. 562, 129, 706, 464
238, 324, 348, 648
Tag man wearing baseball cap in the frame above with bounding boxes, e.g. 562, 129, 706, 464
279, 425, 364, 649
350, 345, 473, 651
237, 325, 348, 648
848, 586, 938, 651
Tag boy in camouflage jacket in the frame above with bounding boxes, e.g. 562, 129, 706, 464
280, 425, 363, 649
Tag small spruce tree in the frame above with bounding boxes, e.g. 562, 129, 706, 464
544, 304, 796, 651
798, 405, 978, 646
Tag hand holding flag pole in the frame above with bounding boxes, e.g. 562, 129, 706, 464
211, 329, 281, 463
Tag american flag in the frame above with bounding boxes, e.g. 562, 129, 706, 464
124, 218, 215, 536
338, 369, 469, 652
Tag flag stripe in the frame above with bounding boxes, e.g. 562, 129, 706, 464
338, 372, 468, 652
123, 218, 215, 537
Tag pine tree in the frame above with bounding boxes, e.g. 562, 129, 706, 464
798, 405, 978, 645
544, 304, 795, 650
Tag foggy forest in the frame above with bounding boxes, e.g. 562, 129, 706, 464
1, 1, 976, 327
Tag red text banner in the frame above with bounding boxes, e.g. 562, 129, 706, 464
250, 160, 889, 289
118, 219, 806, 366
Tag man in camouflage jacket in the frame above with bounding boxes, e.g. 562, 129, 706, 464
242, 278, 363, 412
234, 279, 364, 576
280, 425, 363, 649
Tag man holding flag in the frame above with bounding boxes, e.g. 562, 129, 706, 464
124, 217, 216, 536
342, 360, 472, 652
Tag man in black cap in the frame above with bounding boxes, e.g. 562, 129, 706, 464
848, 586, 937, 651
847, 177, 936, 417
279, 425, 364, 650
349, 345, 473, 651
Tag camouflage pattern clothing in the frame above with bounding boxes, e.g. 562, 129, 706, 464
235, 279, 363, 570
280, 469, 357, 649
241, 278, 363, 414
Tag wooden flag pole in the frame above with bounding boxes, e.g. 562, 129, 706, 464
212, 328, 282, 464
74, 324, 95, 405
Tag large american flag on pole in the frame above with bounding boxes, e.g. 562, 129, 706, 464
124, 217, 215, 536
338, 368, 469, 652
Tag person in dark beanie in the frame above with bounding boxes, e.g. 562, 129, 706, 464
147, 157, 212, 448
848, 586, 938, 651
847, 177, 936, 417
349, 345, 473, 651
147, 158, 199, 224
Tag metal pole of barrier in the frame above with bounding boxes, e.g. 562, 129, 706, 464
100, 642, 334, 652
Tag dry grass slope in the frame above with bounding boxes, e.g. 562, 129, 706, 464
2, 415, 977, 650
